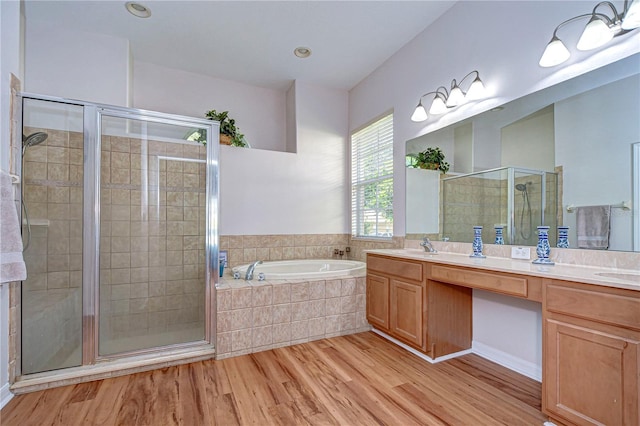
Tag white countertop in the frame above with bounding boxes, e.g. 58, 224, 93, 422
366, 249, 640, 292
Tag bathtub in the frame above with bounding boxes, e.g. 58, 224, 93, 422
231, 259, 365, 280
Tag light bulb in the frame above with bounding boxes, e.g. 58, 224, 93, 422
411, 102, 428, 122
465, 76, 485, 100
429, 95, 448, 115
539, 35, 570, 67
577, 16, 614, 50
622, 0, 640, 29
446, 85, 465, 107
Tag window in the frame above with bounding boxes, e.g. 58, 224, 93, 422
351, 113, 393, 238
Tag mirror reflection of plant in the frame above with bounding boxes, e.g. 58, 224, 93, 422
407, 147, 450, 174
186, 109, 249, 147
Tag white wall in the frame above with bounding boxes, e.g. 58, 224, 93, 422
556, 74, 640, 251
24, 22, 129, 106
133, 61, 287, 152
349, 0, 640, 379
220, 81, 348, 235
0, 0, 23, 409
501, 105, 555, 171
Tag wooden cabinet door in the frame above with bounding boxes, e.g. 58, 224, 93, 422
390, 279, 424, 348
366, 273, 390, 330
544, 318, 640, 426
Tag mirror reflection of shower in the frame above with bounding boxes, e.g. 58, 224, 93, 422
21, 132, 48, 251
515, 181, 532, 240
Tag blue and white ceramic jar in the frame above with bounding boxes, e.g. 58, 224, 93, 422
470, 226, 486, 258
494, 226, 504, 245
557, 226, 569, 248
533, 226, 554, 265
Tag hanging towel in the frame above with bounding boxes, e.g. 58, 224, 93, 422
576, 205, 611, 250
0, 170, 26, 283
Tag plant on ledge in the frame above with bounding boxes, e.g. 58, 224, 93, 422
406, 147, 450, 174
186, 109, 249, 147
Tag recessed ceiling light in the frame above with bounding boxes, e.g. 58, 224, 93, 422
125, 2, 151, 18
294, 47, 312, 58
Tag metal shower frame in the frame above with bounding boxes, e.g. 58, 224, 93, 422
14, 92, 220, 376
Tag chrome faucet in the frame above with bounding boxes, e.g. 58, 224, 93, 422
420, 237, 438, 253
245, 260, 263, 280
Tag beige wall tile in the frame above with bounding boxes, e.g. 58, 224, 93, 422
290, 282, 309, 302
252, 325, 272, 348
252, 306, 272, 328
291, 302, 310, 321
232, 287, 252, 309
290, 320, 308, 341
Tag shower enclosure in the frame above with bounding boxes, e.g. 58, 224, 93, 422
17, 94, 219, 376
441, 167, 558, 246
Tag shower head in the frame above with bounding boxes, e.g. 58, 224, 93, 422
515, 183, 528, 191
22, 132, 48, 155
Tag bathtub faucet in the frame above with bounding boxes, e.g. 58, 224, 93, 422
245, 260, 263, 280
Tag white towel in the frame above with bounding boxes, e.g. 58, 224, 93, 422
0, 171, 26, 283
576, 205, 611, 250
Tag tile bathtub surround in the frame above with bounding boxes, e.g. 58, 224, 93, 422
215, 274, 369, 359
219, 234, 405, 267
220, 234, 350, 268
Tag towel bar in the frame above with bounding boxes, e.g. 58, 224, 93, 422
566, 201, 631, 212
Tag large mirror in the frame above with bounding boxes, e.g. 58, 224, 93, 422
406, 53, 640, 252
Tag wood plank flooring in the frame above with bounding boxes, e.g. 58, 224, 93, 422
1, 332, 547, 425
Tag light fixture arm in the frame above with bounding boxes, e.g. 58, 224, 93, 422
592, 1, 622, 23
415, 90, 441, 102
551, 13, 604, 37
457, 70, 481, 88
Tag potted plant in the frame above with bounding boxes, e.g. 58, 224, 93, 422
186, 110, 249, 147
407, 147, 450, 174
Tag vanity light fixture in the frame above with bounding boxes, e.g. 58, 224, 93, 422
411, 70, 486, 122
539, 0, 640, 67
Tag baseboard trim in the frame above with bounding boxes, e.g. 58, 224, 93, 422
371, 329, 472, 364
472, 341, 542, 382
1, 382, 14, 410
370, 329, 542, 382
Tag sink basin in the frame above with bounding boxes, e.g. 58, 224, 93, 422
595, 272, 640, 282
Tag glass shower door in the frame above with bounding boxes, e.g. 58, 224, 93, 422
21, 98, 85, 374
97, 112, 210, 357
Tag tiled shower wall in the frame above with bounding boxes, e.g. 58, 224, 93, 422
99, 135, 207, 348
441, 174, 558, 246
20, 126, 208, 362
442, 176, 504, 243
21, 127, 83, 373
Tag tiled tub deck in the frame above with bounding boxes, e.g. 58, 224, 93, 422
215, 274, 369, 359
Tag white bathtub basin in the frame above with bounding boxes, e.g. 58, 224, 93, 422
232, 259, 365, 280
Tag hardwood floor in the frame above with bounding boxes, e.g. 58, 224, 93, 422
1, 332, 547, 425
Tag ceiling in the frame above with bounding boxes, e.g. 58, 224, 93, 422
23, 0, 456, 91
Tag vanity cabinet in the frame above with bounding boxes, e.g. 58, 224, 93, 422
366, 254, 472, 357
366, 251, 640, 426
543, 280, 640, 426
366, 273, 390, 330
389, 278, 425, 348
367, 255, 425, 350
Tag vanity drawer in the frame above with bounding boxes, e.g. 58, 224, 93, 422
430, 265, 528, 297
546, 283, 640, 330
367, 255, 423, 282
